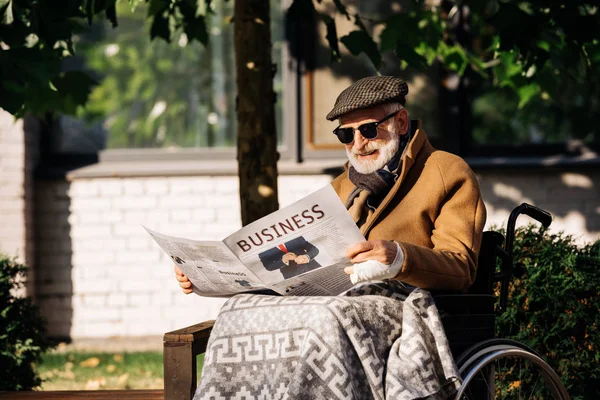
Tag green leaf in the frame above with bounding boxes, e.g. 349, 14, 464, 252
150, 13, 171, 42
1, 0, 13, 25
85, 0, 95, 24
185, 15, 208, 45
446, 49, 468, 75
286, 0, 316, 23
206, 0, 214, 15
379, 14, 418, 52
466, 52, 490, 79
106, 1, 117, 28
395, 42, 428, 71
0, 82, 25, 114
537, 40, 550, 52
489, 2, 541, 55
147, 0, 169, 17
177, 0, 206, 44
438, 43, 469, 75
51, 70, 98, 111
379, 22, 398, 54
380, 12, 440, 66
517, 82, 539, 109
503, 53, 522, 77
340, 30, 381, 70
322, 15, 340, 62
494, 50, 522, 86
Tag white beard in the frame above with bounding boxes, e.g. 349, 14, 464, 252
346, 134, 400, 174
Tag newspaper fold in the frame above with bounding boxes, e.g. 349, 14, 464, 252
145, 185, 366, 297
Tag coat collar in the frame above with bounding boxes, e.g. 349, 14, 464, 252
339, 120, 429, 236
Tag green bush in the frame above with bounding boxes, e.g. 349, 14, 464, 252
0, 255, 53, 390
497, 225, 600, 400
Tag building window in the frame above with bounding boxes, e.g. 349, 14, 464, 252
56, 0, 284, 152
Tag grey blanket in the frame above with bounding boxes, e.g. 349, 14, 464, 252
194, 282, 460, 400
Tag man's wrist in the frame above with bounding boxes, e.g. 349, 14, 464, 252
388, 241, 404, 278
349, 241, 405, 284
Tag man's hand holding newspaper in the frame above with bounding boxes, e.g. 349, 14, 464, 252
174, 264, 193, 294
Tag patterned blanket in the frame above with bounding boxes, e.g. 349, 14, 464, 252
194, 282, 460, 400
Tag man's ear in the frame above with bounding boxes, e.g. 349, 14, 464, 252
396, 108, 409, 135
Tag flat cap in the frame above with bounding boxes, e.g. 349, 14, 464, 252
326, 76, 409, 121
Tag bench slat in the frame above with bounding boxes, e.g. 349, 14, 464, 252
163, 321, 215, 343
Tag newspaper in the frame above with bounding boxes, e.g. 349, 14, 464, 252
145, 185, 366, 297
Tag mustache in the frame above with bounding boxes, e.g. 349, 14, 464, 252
350, 143, 382, 156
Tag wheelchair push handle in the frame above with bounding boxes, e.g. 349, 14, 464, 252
497, 203, 552, 313
520, 204, 552, 228
506, 203, 552, 258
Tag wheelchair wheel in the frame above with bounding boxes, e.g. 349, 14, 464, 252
454, 339, 570, 400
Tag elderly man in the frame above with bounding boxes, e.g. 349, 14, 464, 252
181, 76, 486, 400
330, 75, 486, 291
176, 75, 486, 292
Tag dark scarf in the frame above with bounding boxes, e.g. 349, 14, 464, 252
345, 122, 414, 211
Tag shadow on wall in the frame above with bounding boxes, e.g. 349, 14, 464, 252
477, 168, 600, 243
34, 179, 73, 341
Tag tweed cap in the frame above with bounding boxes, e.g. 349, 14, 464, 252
326, 76, 409, 121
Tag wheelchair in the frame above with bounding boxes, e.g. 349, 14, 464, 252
433, 203, 570, 399
163, 203, 570, 400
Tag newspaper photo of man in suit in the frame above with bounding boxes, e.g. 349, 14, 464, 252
258, 236, 321, 279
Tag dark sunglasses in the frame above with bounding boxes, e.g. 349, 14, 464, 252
332, 111, 399, 144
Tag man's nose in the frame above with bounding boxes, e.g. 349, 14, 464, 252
353, 130, 369, 150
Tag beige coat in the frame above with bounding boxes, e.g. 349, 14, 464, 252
331, 121, 486, 291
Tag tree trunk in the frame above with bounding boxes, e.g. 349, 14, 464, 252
234, 0, 279, 225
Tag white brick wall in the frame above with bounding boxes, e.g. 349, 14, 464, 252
0, 111, 39, 297
0, 111, 27, 260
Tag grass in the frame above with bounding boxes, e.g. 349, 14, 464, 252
36, 351, 163, 390
36, 351, 205, 391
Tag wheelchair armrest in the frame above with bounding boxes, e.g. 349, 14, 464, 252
432, 294, 496, 315
163, 320, 215, 400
